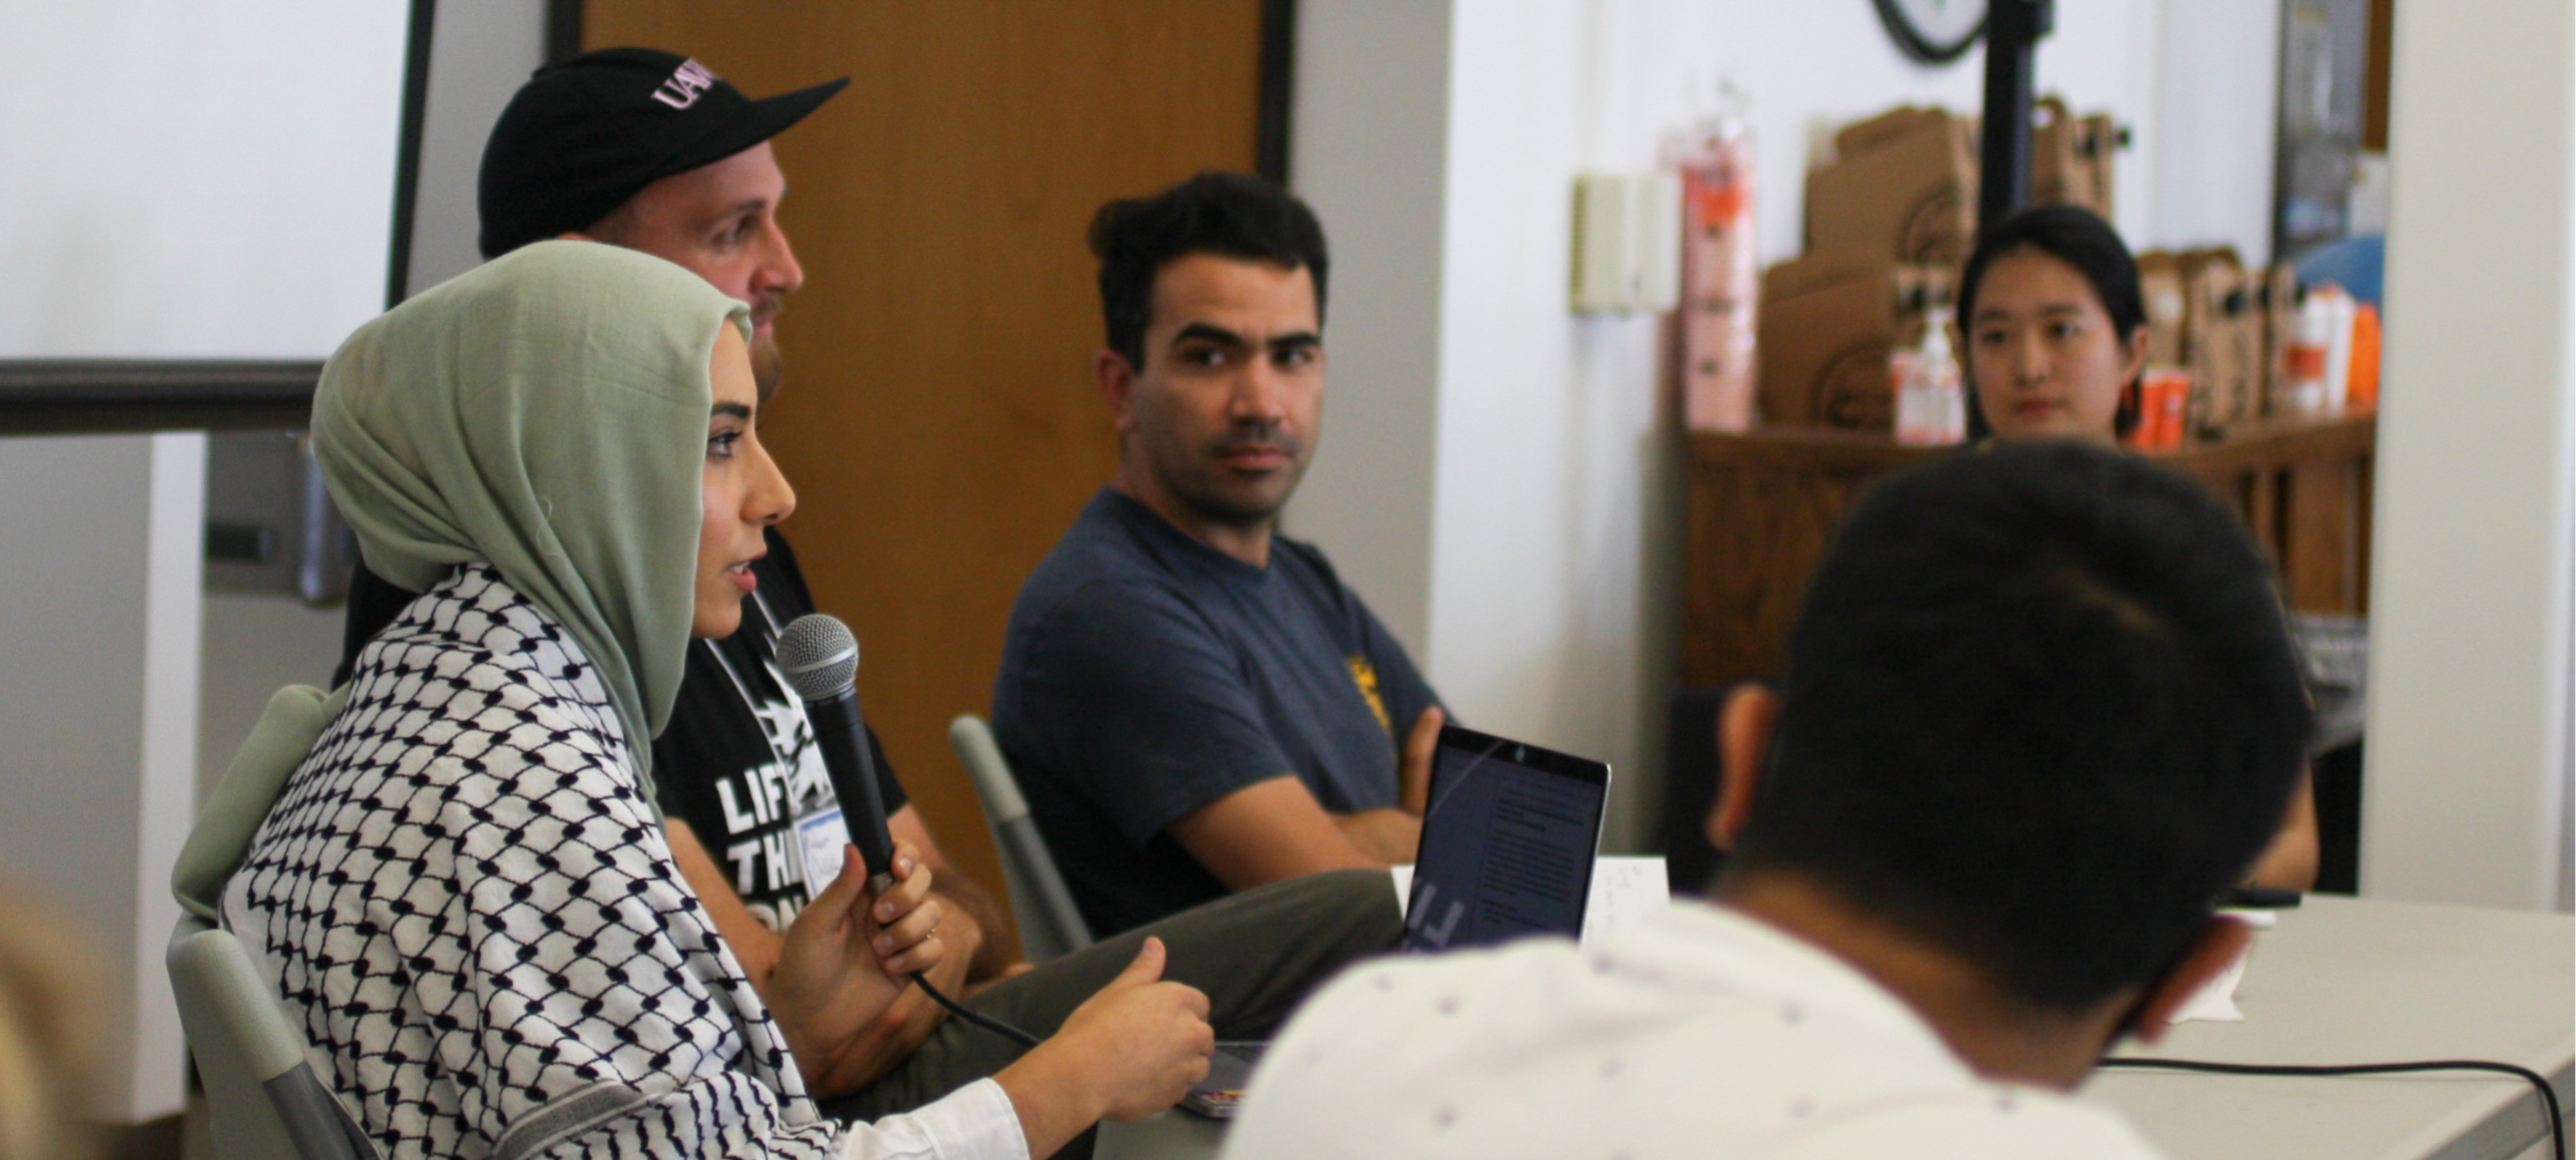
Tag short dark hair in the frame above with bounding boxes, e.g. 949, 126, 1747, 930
1724, 443, 2310, 1014
1088, 171, 1330, 372
1958, 204, 2148, 439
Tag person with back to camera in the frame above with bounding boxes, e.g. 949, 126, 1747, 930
195, 242, 1211, 1159
1956, 204, 2318, 890
1224, 441, 2315, 1159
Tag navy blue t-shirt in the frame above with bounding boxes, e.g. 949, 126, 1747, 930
992, 488, 1440, 936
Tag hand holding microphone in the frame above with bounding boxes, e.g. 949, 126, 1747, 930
778, 613, 940, 972
776, 613, 1040, 1048
777, 614, 900, 893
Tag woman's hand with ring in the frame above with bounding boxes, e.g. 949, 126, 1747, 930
867, 838, 943, 978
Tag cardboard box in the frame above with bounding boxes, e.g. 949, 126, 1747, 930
1811, 100, 2118, 268
2029, 97, 2116, 220
2137, 248, 2262, 436
1807, 107, 1978, 266
1758, 252, 1949, 430
2260, 262, 2300, 418
2179, 248, 2257, 435
1836, 105, 1953, 156
2077, 113, 2119, 215
2137, 252, 2189, 369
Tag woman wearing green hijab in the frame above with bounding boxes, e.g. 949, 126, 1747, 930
217, 242, 1214, 1159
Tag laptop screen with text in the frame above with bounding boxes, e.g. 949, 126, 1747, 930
1400, 725, 1610, 954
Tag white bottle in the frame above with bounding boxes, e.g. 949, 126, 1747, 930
2283, 285, 2355, 416
2317, 285, 2358, 414
1896, 308, 1965, 445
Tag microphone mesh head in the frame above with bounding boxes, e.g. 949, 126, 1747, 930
776, 613, 860, 700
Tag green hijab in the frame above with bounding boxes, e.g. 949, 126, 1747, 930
179, 241, 747, 916
315, 239, 751, 780
172, 244, 747, 917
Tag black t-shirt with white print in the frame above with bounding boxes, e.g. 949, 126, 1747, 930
655, 528, 910, 932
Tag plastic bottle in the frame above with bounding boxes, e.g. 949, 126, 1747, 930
2346, 301, 2381, 412
1894, 308, 1965, 445
2318, 285, 2357, 413
2282, 284, 2356, 417
1675, 85, 1758, 431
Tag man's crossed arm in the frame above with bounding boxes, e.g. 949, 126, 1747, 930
1165, 707, 1444, 891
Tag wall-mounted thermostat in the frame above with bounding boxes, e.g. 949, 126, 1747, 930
1571, 171, 1682, 315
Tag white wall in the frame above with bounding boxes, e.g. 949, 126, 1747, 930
1287, 2, 1456, 680
406, 0, 549, 296
2362, 0, 2576, 912
0, 436, 186, 1123
1292, 0, 2264, 852
2155, 0, 2284, 263
0, 1, 407, 1120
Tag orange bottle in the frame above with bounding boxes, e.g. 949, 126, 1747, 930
2346, 303, 2381, 412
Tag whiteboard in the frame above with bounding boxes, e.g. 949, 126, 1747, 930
0, 3, 409, 360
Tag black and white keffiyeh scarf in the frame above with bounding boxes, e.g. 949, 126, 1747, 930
227, 566, 844, 1159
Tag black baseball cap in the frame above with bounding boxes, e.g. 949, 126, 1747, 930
478, 48, 848, 259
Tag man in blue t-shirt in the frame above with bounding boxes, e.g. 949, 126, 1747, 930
996, 172, 1447, 936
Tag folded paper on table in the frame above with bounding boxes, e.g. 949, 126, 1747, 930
2167, 908, 2276, 1024
1582, 856, 1672, 940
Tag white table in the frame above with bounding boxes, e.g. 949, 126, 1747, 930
1103, 894, 2574, 1160
2087, 894, 2573, 1160
1099, 1108, 1227, 1160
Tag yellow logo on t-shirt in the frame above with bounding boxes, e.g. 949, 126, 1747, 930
1348, 655, 1392, 734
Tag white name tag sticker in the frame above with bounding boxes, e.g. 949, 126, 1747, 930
796, 806, 850, 899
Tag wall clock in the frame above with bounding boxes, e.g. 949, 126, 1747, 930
1875, 0, 1988, 65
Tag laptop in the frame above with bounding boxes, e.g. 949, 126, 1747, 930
1181, 724, 1612, 1116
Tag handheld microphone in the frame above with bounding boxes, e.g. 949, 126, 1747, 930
776, 613, 898, 893
772, 612, 1040, 1049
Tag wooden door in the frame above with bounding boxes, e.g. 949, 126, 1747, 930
583, 2, 1268, 946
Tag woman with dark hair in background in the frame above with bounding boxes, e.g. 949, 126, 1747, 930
1957, 204, 2150, 444
1956, 205, 2319, 891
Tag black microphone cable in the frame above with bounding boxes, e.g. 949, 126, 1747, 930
900, 963, 1039, 1048
2100, 1057, 2564, 1160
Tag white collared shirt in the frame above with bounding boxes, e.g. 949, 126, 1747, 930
1222, 901, 2163, 1159
844, 1079, 1024, 1160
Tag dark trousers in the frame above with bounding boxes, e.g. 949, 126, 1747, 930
820, 867, 1400, 1122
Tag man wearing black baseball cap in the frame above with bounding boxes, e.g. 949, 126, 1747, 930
334, 46, 1402, 1150
479, 46, 845, 394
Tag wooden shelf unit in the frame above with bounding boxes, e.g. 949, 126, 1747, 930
1680, 413, 2378, 689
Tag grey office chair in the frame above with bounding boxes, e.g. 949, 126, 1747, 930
949, 715, 1095, 963
166, 914, 378, 1160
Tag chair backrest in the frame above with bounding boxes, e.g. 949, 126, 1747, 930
166, 915, 378, 1160
948, 715, 1095, 963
